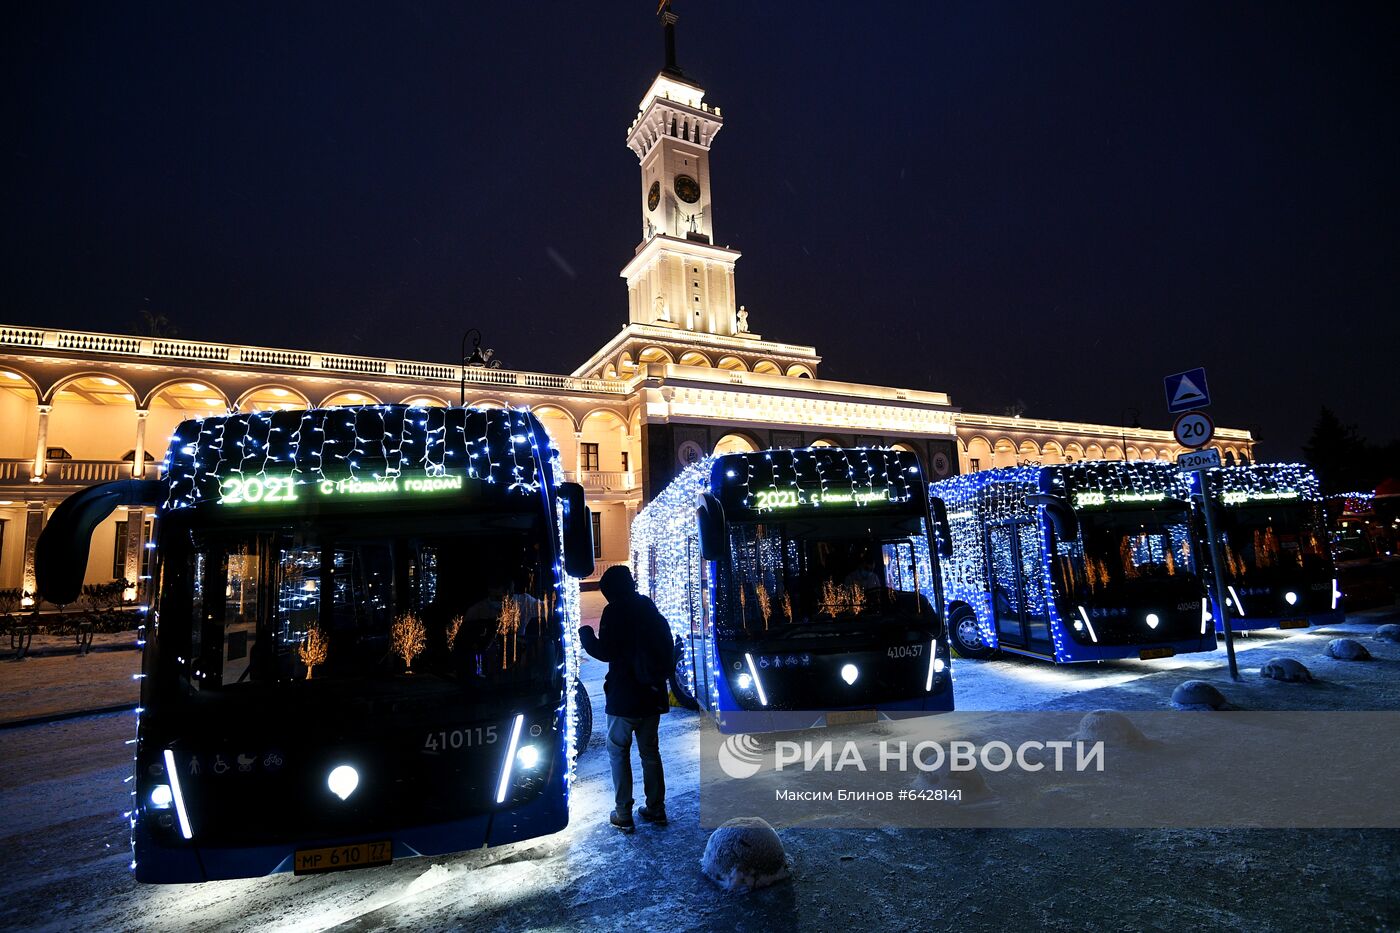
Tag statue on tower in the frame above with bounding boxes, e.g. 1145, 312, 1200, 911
654, 294, 669, 323
736, 305, 749, 333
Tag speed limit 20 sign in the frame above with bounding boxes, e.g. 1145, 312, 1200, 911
1172, 410, 1215, 449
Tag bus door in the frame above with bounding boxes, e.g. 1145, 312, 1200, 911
684, 535, 712, 710
986, 521, 1053, 654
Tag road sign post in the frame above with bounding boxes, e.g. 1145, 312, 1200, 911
1166, 365, 1238, 680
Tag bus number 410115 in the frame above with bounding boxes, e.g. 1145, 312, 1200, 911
423, 726, 498, 753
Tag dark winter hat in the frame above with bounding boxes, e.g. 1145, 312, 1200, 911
599, 564, 636, 601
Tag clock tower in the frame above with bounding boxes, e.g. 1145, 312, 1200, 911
622, 3, 741, 337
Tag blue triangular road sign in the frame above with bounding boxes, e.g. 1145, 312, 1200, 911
1164, 367, 1211, 413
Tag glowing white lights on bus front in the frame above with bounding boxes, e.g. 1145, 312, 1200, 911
840, 664, 859, 686
495, 715, 525, 804
327, 765, 360, 801
1284, 591, 1298, 606
743, 654, 769, 707
163, 749, 194, 840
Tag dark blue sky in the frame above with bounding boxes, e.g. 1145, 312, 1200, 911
4, 2, 1397, 457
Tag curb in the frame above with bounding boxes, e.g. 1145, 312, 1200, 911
0, 703, 138, 731
6, 643, 142, 661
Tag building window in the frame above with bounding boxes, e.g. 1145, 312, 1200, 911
590, 512, 603, 560
970, 458, 981, 472
581, 443, 600, 472
113, 520, 153, 584
620, 451, 629, 472
46, 447, 72, 461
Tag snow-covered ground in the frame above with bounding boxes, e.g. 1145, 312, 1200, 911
1, 604, 1397, 931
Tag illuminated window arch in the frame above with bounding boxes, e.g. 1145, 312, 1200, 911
992, 438, 1017, 468
752, 359, 781, 376
238, 384, 309, 412
638, 347, 674, 365
965, 436, 993, 471
1139, 446, 1157, 461
678, 351, 713, 368
1018, 440, 1041, 463
809, 438, 838, 448
1040, 441, 1065, 464
321, 389, 381, 407
785, 364, 814, 379
1063, 443, 1085, 463
1104, 444, 1124, 461
714, 432, 760, 455
1085, 443, 1105, 460
400, 394, 449, 408
717, 356, 747, 371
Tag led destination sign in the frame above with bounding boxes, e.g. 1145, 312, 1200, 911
218, 473, 467, 506
1220, 490, 1302, 506
752, 488, 892, 511
1071, 491, 1168, 509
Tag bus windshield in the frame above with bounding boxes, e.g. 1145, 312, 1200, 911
719, 515, 934, 640
155, 510, 560, 707
1217, 504, 1330, 584
1053, 506, 1199, 603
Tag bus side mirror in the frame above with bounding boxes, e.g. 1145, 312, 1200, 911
697, 493, 728, 561
929, 496, 954, 558
558, 482, 595, 579
1027, 494, 1078, 539
36, 479, 165, 605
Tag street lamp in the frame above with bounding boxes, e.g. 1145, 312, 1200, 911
460, 329, 503, 405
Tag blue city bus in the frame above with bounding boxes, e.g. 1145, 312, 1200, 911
932, 461, 1215, 663
1193, 463, 1342, 631
630, 447, 955, 732
36, 405, 594, 883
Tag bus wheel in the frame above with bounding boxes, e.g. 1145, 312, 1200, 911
573, 679, 593, 758
669, 637, 701, 711
950, 608, 996, 660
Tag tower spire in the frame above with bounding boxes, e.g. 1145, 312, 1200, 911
658, 0, 682, 76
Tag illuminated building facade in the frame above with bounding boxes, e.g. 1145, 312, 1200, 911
0, 14, 1254, 601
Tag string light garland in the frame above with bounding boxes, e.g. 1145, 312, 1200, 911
933, 461, 1200, 662
128, 404, 583, 875
632, 447, 931, 709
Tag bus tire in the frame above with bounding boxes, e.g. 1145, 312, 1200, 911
573, 679, 593, 759
950, 606, 996, 660
669, 637, 701, 711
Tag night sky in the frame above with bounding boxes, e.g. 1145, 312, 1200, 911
5, 2, 1397, 457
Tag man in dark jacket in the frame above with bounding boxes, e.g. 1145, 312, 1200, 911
579, 565, 670, 832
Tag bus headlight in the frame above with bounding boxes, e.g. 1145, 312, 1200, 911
737, 671, 753, 690
149, 784, 173, 810
1145, 613, 1160, 630
327, 765, 359, 801
840, 664, 859, 685
516, 745, 540, 770
1284, 591, 1298, 606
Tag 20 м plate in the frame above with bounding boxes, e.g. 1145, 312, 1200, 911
1279, 618, 1309, 629
294, 840, 392, 875
1139, 647, 1175, 661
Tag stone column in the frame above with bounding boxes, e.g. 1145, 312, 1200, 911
132, 409, 149, 478
20, 501, 45, 606
31, 403, 51, 482
573, 432, 584, 477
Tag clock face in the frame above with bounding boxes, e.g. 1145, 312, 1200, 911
674, 174, 701, 204
647, 181, 660, 211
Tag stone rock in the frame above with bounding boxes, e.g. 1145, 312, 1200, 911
1373, 624, 1400, 643
1259, 657, 1314, 683
1171, 680, 1228, 710
1072, 709, 1150, 746
700, 817, 791, 892
1326, 638, 1372, 661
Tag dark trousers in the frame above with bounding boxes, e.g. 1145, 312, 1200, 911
606, 713, 664, 813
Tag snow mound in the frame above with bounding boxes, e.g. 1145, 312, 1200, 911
912, 762, 992, 799
700, 817, 791, 892
1072, 709, 1150, 746
1260, 657, 1313, 683
1326, 638, 1372, 661
1171, 680, 1228, 710
1373, 624, 1400, 643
